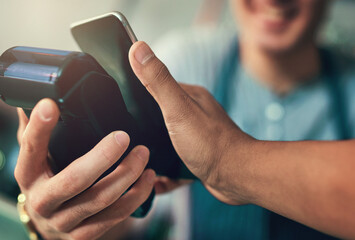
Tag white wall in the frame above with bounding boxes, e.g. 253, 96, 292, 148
0, 0, 354, 56
0, 0, 203, 53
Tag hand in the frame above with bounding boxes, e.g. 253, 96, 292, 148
15, 99, 156, 240
129, 42, 255, 204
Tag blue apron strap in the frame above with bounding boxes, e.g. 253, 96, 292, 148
319, 49, 350, 140
191, 40, 269, 240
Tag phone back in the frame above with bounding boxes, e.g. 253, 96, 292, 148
71, 12, 195, 179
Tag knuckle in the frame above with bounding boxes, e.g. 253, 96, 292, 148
146, 61, 171, 90
113, 205, 131, 223
49, 218, 70, 233
70, 204, 90, 222
92, 190, 114, 208
128, 180, 153, 204
59, 171, 81, 196
124, 163, 141, 180
132, 149, 149, 166
96, 220, 113, 234
97, 145, 115, 165
135, 189, 151, 205
29, 194, 48, 217
20, 136, 36, 154
155, 63, 171, 84
165, 93, 193, 125
114, 191, 150, 221
14, 166, 23, 186
13, 166, 31, 190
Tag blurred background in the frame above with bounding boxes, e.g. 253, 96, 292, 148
0, 0, 355, 239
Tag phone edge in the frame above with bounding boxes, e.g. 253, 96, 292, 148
70, 11, 138, 43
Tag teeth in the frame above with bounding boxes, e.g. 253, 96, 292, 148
264, 6, 285, 20
268, 8, 284, 16
266, 14, 282, 21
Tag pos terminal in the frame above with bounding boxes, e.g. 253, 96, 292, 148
0, 46, 194, 217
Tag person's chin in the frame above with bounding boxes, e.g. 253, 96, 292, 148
257, 37, 299, 56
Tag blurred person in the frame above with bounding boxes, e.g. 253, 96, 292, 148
146, 0, 355, 239
14, 0, 355, 240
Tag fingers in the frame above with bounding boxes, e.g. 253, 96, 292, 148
69, 169, 156, 240
129, 41, 195, 123
15, 99, 60, 189
17, 108, 28, 145
49, 146, 151, 232
36, 131, 130, 215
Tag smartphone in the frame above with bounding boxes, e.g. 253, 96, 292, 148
71, 12, 194, 179
71, 12, 144, 121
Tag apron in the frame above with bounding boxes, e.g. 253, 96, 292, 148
191, 42, 349, 240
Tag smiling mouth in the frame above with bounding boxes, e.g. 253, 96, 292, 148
260, 5, 298, 32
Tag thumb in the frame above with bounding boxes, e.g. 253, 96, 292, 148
129, 41, 193, 121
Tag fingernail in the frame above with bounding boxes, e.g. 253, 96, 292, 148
135, 42, 155, 65
114, 131, 129, 147
134, 146, 149, 161
38, 100, 54, 122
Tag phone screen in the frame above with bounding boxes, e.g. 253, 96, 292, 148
71, 13, 151, 122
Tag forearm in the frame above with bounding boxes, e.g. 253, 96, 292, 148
127, 41, 355, 238
226, 139, 355, 238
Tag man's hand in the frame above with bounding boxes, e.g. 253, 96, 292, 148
129, 41, 355, 239
129, 41, 255, 204
16, 99, 156, 240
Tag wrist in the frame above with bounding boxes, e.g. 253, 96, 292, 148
209, 131, 260, 205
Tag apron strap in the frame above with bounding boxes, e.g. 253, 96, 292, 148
213, 40, 239, 112
320, 49, 350, 140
